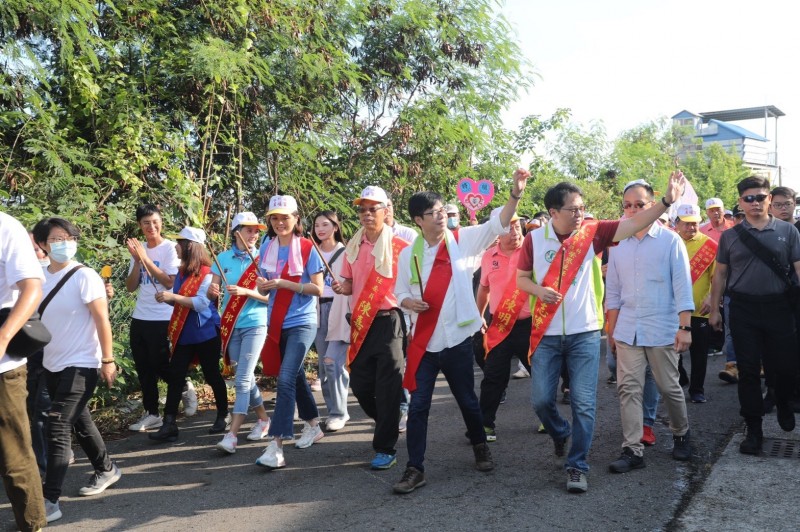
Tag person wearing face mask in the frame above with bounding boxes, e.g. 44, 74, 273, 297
444, 204, 461, 231
32, 217, 121, 523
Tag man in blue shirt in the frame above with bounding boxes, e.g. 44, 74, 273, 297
606, 180, 695, 473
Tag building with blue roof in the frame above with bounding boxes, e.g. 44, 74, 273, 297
672, 106, 784, 184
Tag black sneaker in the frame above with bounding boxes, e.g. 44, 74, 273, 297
672, 431, 691, 461
609, 447, 645, 473
739, 430, 763, 455
393, 466, 426, 494
473, 442, 495, 471
553, 436, 568, 457
607, 374, 617, 384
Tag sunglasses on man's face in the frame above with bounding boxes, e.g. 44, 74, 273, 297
740, 194, 768, 203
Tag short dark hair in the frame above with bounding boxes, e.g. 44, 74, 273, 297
32, 217, 80, 251
532, 211, 549, 220
408, 191, 442, 220
771, 186, 796, 199
544, 182, 582, 211
136, 204, 161, 221
737, 176, 770, 195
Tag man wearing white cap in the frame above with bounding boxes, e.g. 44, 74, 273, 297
392, 168, 530, 494
606, 181, 694, 475
674, 204, 717, 404
333, 185, 410, 470
443, 204, 461, 231
699, 197, 733, 242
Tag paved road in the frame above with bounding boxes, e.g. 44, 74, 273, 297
1, 350, 748, 531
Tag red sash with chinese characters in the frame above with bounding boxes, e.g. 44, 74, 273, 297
219, 260, 260, 373
528, 220, 599, 361
346, 237, 408, 366
167, 266, 212, 357
483, 251, 528, 357
403, 240, 452, 392
260, 238, 313, 376
688, 237, 717, 284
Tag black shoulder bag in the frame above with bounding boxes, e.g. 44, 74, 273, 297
0, 264, 85, 359
731, 224, 798, 305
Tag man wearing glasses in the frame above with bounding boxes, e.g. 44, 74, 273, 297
515, 173, 686, 493
769, 186, 798, 228
605, 182, 694, 475
709, 177, 800, 454
699, 197, 734, 242
334, 186, 410, 471
392, 169, 529, 493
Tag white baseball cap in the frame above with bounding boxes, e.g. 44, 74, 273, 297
444, 204, 459, 215
231, 211, 267, 230
677, 204, 702, 222
176, 227, 206, 244
266, 195, 299, 216
353, 186, 389, 206
705, 198, 724, 210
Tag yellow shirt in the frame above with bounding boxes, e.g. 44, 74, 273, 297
681, 233, 716, 318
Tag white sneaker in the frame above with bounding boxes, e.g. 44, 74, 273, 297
79, 463, 122, 496
255, 441, 285, 469
512, 367, 530, 379
310, 379, 322, 392
246, 418, 271, 441
398, 412, 408, 433
45, 499, 62, 523
129, 413, 162, 431
295, 422, 324, 449
216, 432, 238, 454
325, 415, 349, 432
182, 381, 198, 416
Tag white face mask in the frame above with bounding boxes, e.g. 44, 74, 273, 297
48, 240, 78, 263
447, 218, 458, 230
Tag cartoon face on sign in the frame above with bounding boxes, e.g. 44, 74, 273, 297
457, 178, 495, 221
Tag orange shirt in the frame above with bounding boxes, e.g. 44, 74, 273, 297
479, 244, 531, 319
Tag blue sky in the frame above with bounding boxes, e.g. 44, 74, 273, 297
499, 0, 800, 188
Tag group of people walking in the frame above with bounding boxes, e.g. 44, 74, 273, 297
1, 167, 798, 530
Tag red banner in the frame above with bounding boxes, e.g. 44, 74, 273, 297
167, 265, 212, 357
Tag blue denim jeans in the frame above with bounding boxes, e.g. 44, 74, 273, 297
531, 331, 600, 473
406, 338, 484, 472
315, 301, 349, 419
228, 326, 267, 415
268, 324, 319, 439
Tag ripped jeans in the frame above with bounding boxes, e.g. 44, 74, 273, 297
315, 301, 349, 418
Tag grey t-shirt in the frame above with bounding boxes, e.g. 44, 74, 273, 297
717, 216, 800, 295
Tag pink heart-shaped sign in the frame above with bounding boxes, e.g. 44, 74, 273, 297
457, 178, 495, 220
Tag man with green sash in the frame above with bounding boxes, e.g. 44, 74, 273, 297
515, 172, 686, 494
391, 169, 529, 494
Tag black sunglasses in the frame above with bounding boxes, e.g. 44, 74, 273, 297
741, 194, 768, 203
